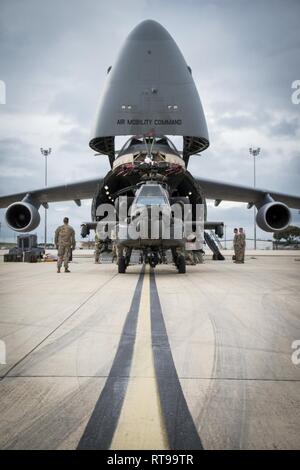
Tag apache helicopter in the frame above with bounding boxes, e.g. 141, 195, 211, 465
1, 20, 300, 273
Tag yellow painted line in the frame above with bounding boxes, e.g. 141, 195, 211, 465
110, 266, 169, 450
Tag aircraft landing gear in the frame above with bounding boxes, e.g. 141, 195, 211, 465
143, 248, 160, 268
118, 256, 126, 273
177, 254, 186, 274
117, 247, 132, 273
172, 247, 186, 274
149, 251, 159, 268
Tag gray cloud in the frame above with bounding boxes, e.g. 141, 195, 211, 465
268, 118, 300, 137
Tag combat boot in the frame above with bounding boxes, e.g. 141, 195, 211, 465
65, 268, 71, 273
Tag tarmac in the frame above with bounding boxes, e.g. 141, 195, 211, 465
0, 252, 300, 449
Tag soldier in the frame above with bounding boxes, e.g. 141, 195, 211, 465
55, 217, 76, 273
111, 226, 117, 263
94, 231, 102, 264
233, 228, 239, 262
233, 227, 245, 263
238, 227, 246, 263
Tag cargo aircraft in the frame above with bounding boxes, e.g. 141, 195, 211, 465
1, 20, 300, 273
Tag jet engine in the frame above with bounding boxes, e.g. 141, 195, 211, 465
5, 201, 40, 232
256, 201, 291, 232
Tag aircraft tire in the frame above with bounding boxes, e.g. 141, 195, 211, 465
118, 256, 126, 273
177, 255, 186, 274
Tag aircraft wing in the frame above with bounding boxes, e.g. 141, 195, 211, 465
195, 177, 300, 209
0, 178, 102, 208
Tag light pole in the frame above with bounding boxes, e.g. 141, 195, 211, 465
249, 147, 261, 250
40, 147, 52, 251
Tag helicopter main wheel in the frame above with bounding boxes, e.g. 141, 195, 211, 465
177, 254, 186, 274
118, 256, 126, 273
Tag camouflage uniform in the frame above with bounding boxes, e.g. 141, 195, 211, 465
239, 232, 246, 263
234, 233, 245, 263
55, 223, 76, 271
94, 232, 102, 263
233, 233, 240, 261
111, 227, 117, 263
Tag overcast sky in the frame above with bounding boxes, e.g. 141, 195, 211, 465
0, 0, 299, 247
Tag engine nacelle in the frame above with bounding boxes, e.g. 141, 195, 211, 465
5, 202, 40, 232
256, 201, 291, 232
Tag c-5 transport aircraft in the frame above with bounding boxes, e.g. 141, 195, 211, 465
1, 20, 300, 273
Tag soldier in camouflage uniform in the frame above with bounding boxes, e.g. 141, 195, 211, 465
94, 231, 103, 264
233, 228, 239, 262
238, 227, 246, 263
55, 217, 76, 273
111, 226, 117, 263
233, 227, 245, 263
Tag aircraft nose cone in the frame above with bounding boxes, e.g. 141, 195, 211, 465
127, 19, 172, 41
91, 19, 209, 155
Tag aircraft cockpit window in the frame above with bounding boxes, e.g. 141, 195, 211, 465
135, 185, 168, 206
136, 196, 168, 206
